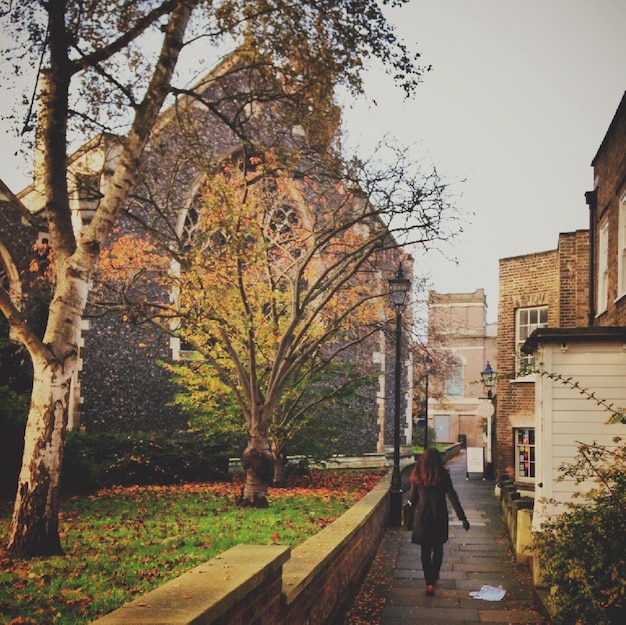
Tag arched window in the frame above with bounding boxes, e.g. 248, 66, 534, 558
180, 203, 200, 251
0, 257, 8, 292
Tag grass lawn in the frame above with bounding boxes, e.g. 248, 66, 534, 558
0, 469, 385, 625
412, 443, 448, 455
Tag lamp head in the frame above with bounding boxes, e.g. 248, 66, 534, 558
481, 361, 497, 392
388, 263, 411, 308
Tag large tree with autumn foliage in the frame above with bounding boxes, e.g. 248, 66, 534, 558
0, 0, 430, 556
94, 141, 455, 504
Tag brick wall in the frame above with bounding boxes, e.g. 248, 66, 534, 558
557, 231, 590, 328
497, 250, 557, 480
496, 231, 589, 480
590, 92, 626, 326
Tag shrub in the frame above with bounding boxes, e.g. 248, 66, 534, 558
412, 425, 436, 449
0, 393, 234, 499
0, 386, 28, 499
62, 432, 102, 494
533, 438, 626, 625
61, 431, 231, 494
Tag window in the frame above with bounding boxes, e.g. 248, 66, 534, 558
445, 356, 464, 397
0, 257, 8, 292
74, 172, 102, 201
618, 195, 626, 299
515, 306, 547, 375
70, 172, 102, 227
515, 428, 535, 480
597, 219, 609, 314
181, 203, 200, 251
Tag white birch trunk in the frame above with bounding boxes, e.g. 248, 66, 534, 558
5, 1, 195, 557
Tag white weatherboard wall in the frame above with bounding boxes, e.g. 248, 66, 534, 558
533, 341, 626, 530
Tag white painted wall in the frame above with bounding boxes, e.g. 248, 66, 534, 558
533, 341, 626, 530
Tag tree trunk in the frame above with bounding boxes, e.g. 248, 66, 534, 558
6, 251, 89, 557
7, 357, 74, 556
8, 365, 71, 557
272, 441, 288, 487
3, 1, 195, 557
239, 433, 274, 508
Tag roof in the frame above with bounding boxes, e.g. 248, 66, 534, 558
591, 90, 626, 166
522, 326, 626, 354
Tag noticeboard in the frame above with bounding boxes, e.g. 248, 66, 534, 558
466, 446, 485, 479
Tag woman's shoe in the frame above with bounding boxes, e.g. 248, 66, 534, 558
426, 585, 435, 596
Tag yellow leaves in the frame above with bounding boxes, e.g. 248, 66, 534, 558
144, 154, 391, 449
95, 233, 173, 295
25, 241, 55, 290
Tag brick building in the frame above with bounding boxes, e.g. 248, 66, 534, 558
426, 289, 497, 470
496, 90, 625, 522
587, 91, 626, 326
521, 91, 626, 523
496, 230, 589, 487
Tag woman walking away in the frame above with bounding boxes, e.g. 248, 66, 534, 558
407, 448, 470, 596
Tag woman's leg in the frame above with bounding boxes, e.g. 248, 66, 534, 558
432, 542, 444, 583
420, 542, 435, 585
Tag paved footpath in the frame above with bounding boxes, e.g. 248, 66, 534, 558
345, 452, 550, 625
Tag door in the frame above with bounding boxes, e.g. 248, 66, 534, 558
434, 414, 450, 443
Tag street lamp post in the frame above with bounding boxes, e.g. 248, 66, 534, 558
481, 361, 497, 478
423, 354, 432, 449
388, 263, 411, 527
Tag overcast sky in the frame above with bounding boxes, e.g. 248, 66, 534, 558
2, 1, 625, 324
342, 0, 626, 322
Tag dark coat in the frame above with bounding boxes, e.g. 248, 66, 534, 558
408, 472, 467, 545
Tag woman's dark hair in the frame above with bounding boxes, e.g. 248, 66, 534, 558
411, 447, 449, 487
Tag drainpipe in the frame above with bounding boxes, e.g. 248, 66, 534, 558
585, 189, 597, 326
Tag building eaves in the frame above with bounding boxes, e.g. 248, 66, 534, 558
0, 178, 44, 227
522, 326, 626, 355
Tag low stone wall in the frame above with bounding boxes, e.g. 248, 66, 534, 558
91, 472, 391, 625
498, 477, 557, 621
499, 477, 535, 567
400, 443, 462, 491
440, 442, 462, 463
500, 479, 535, 568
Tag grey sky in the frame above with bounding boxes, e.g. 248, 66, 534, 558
342, 0, 626, 322
2, 1, 625, 324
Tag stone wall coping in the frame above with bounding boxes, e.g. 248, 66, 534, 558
91, 543, 291, 624
281, 473, 390, 605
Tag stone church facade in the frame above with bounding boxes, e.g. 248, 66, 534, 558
1, 50, 413, 457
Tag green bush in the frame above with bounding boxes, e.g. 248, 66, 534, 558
62, 432, 102, 495
61, 431, 232, 495
0, 386, 28, 499
1, 396, 236, 499
533, 438, 626, 625
412, 425, 436, 449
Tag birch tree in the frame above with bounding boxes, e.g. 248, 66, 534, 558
0, 0, 424, 556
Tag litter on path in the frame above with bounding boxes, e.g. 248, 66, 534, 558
469, 585, 507, 601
